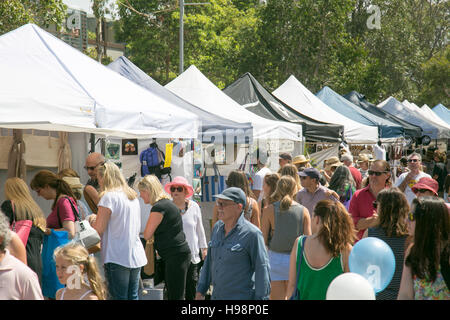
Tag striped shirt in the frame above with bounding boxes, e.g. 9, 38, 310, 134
368, 226, 407, 300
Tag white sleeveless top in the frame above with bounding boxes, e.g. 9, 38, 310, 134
60, 287, 93, 300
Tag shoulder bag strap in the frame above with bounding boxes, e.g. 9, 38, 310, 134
61, 196, 82, 222
290, 236, 307, 300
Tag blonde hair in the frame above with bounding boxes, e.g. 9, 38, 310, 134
54, 243, 107, 300
4, 177, 46, 231
271, 175, 297, 211
97, 162, 137, 201
280, 164, 302, 192
138, 175, 170, 205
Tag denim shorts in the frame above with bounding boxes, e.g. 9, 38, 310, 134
268, 250, 291, 281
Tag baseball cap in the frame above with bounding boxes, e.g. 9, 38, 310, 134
298, 167, 320, 180
411, 177, 438, 196
279, 153, 292, 161
213, 187, 247, 207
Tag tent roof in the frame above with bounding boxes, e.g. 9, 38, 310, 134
420, 104, 450, 129
223, 73, 343, 143
402, 100, 450, 132
165, 65, 303, 141
272, 76, 378, 144
432, 104, 450, 125
0, 24, 199, 138
377, 97, 450, 139
316, 86, 404, 140
107, 56, 252, 143
343, 91, 422, 138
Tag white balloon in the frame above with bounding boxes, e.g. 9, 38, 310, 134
326, 273, 376, 300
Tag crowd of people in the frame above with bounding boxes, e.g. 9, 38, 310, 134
0, 147, 449, 300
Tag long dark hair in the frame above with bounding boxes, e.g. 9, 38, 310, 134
406, 196, 449, 282
328, 165, 355, 196
30, 170, 77, 209
376, 187, 409, 237
226, 170, 255, 199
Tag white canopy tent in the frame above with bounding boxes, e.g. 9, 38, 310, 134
420, 104, 450, 130
402, 100, 450, 133
0, 24, 200, 139
272, 75, 378, 144
378, 97, 450, 139
165, 65, 303, 142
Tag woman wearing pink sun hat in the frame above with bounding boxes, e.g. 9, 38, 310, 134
165, 176, 207, 300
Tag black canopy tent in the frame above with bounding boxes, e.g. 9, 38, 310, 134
223, 73, 343, 143
343, 91, 422, 139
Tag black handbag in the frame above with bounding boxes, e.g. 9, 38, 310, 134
154, 253, 165, 286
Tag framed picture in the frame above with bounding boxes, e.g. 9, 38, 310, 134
106, 142, 121, 160
122, 139, 138, 156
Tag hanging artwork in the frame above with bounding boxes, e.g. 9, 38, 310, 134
122, 139, 138, 156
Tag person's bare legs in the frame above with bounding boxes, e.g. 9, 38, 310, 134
270, 280, 288, 300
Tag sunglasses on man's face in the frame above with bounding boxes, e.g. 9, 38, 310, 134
368, 170, 387, 176
408, 159, 419, 163
170, 186, 184, 193
84, 162, 104, 171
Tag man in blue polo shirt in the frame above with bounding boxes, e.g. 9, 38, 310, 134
195, 187, 270, 300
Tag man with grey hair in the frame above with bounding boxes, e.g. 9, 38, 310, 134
394, 152, 431, 204
341, 153, 362, 189
0, 212, 43, 300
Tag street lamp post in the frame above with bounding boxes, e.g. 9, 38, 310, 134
179, 1, 209, 74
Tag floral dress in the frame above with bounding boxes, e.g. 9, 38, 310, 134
413, 268, 450, 300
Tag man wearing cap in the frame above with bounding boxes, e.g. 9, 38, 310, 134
195, 187, 270, 300
341, 153, 362, 190
278, 153, 292, 172
296, 168, 339, 217
394, 153, 431, 205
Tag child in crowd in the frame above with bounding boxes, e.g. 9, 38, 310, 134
54, 243, 106, 300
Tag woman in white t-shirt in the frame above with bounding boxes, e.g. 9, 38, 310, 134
89, 162, 147, 300
164, 176, 208, 300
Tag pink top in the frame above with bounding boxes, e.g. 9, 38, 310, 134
46, 196, 78, 229
348, 186, 376, 241
0, 250, 44, 300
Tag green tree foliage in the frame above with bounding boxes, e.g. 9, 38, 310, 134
417, 45, 450, 107
114, 0, 450, 106
0, 0, 67, 34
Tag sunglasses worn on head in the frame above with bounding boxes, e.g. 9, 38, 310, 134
368, 170, 387, 176
170, 186, 184, 193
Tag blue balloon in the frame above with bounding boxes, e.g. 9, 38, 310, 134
349, 237, 395, 293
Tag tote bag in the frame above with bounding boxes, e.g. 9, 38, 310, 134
41, 230, 69, 299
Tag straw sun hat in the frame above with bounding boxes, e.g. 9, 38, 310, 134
324, 156, 343, 171
293, 155, 310, 165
